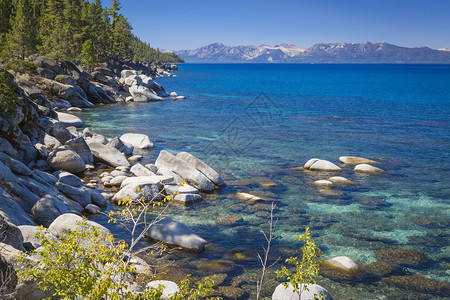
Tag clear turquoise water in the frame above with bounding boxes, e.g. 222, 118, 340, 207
80, 64, 449, 299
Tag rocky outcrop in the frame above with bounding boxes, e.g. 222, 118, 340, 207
87, 141, 130, 167
155, 150, 215, 192
272, 283, 331, 300
304, 158, 342, 172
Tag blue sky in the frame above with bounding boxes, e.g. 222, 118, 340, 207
102, 0, 450, 50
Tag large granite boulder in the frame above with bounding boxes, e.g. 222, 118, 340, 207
106, 136, 133, 155
50, 122, 73, 143
47, 146, 86, 173
31, 194, 70, 227
155, 150, 214, 192
129, 85, 162, 102
120, 133, 154, 149
176, 152, 225, 187
146, 280, 179, 299
304, 159, 341, 172
120, 176, 173, 188
0, 151, 32, 175
145, 219, 207, 252
272, 283, 331, 300
48, 213, 110, 238
0, 215, 24, 249
112, 183, 161, 204
89, 189, 107, 207
65, 136, 93, 164
54, 171, 83, 187
354, 164, 384, 174
56, 112, 84, 127
56, 181, 91, 207
130, 163, 155, 177
0, 186, 36, 226
87, 142, 130, 167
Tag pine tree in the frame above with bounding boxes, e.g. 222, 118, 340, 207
39, 0, 68, 61
80, 39, 96, 70
0, 0, 13, 49
8, 0, 36, 59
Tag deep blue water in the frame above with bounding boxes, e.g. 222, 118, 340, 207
80, 64, 450, 299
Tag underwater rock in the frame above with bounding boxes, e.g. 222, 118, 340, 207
328, 176, 354, 184
218, 286, 246, 299
339, 156, 377, 165
318, 189, 343, 196
383, 275, 450, 297
236, 192, 263, 202
252, 176, 277, 188
365, 261, 403, 278
374, 249, 430, 268
216, 215, 244, 226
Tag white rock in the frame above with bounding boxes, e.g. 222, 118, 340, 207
47, 146, 85, 173
110, 170, 127, 177
87, 142, 130, 167
272, 283, 331, 300
120, 133, 154, 149
354, 164, 384, 174
112, 183, 161, 203
328, 176, 353, 184
155, 150, 214, 192
120, 176, 173, 188
175, 95, 185, 100
128, 155, 143, 162
176, 151, 225, 187
56, 112, 84, 127
307, 159, 341, 172
48, 213, 110, 238
146, 280, 178, 300
109, 175, 128, 187
325, 256, 359, 273
313, 180, 333, 187
130, 163, 154, 177
235, 192, 263, 203
339, 156, 377, 165
170, 92, 178, 97
67, 107, 82, 112
121, 69, 138, 79
164, 183, 199, 195
173, 193, 203, 206
303, 158, 320, 169
146, 219, 207, 251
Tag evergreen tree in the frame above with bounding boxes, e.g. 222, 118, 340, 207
8, 0, 36, 59
39, 0, 68, 62
80, 39, 96, 70
0, 0, 13, 48
62, 0, 83, 59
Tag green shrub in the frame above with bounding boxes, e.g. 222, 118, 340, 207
0, 71, 18, 117
276, 227, 324, 298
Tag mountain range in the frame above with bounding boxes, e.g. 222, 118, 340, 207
173, 42, 450, 63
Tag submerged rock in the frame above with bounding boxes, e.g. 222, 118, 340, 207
173, 193, 202, 206
236, 192, 263, 202
374, 249, 430, 268
339, 156, 377, 165
216, 215, 244, 226
384, 275, 450, 297
328, 176, 354, 184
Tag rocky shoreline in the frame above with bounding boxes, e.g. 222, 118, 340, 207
1, 59, 449, 299
0, 57, 211, 298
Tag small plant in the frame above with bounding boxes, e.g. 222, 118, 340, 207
276, 226, 324, 298
18, 220, 165, 300
0, 71, 18, 117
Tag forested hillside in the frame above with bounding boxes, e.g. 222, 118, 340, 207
0, 0, 183, 66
